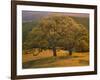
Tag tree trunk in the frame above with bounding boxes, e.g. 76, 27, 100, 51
69, 50, 72, 56
52, 47, 57, 56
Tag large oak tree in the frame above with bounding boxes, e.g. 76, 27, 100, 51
24, 14, 89, 56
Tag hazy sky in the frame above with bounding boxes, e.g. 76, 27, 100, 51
22, 11, 89, 22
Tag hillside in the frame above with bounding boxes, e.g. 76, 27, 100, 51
22, 21, 37, 42
71, 16, 89, 30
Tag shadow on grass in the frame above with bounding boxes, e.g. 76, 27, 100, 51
23, 56, 81, 68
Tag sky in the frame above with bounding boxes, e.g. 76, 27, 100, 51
22, 11, 89, 22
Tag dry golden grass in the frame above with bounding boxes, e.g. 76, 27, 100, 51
22, 50, 89, 68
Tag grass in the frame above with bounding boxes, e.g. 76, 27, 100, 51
22, 50, 89, 69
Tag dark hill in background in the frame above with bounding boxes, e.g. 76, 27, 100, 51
71, 16, 89, 30
22, 21, 37, 42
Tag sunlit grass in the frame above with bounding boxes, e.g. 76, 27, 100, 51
22, 50, 89, 68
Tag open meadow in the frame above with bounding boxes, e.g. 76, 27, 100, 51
22, 50, 89, 68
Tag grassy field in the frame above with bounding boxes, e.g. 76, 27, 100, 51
22, 50, 89, 68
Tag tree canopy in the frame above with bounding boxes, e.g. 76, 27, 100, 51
23, 14, 89, 56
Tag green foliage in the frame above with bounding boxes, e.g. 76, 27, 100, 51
22, 21, 38, 50
22, 22, 37, 41
74, 24, 89, 52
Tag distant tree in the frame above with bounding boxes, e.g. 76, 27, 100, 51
25, 14, 89, 56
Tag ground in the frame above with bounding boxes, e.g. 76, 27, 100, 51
22, 50, 89, 68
